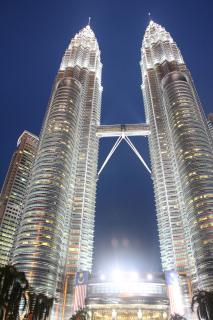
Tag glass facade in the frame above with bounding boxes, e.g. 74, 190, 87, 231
141, 20, 213, 309
0, 131, 38, 266
12, 24, 102, 314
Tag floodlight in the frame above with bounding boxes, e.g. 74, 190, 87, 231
100, 273, 106, 281
112, 310, 117, 318
138, 310, 142, 319
130, 271, 139, 281
112, 269, 123, 282
147, 273, 153, 280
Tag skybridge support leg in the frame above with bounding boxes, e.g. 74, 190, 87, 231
98, 136, 123, 176
97, 134, 151, 176
124, 136, 151, 174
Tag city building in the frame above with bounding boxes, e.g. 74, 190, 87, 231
5, 19, 212, 320
12, 24, 102, 319
0, 131, 38, 266
207, 113, 213, 140
85, 272, 169, 320
141, 20, 213, 313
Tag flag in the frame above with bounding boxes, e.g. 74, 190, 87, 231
72, 271, 89, 315
165, 270, 184, 316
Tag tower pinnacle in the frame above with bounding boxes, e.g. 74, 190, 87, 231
148, 12, 152, 23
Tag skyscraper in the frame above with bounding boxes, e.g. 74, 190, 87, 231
207, 113, 213, 140
141, 19, 213, 308
0, 131, 38, 266
12, 24, 102, 318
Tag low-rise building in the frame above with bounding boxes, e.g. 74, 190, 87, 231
85, 272, 169, 320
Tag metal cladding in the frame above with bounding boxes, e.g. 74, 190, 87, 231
141, 20, 213, 299
12, 25, 102, 298
96, 124, 150, 138
207, 113, 213, 142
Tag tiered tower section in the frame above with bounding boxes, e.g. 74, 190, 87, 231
141, 21, 213, 301
141, 21, 193, 278
12, 25, 102, 308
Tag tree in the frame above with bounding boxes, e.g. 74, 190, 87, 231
70, 308, 88, 320
191, 290, 213, 320
170, 314, 187, 320
0, 265, 55, 320
0, 265, 29, 320
27, 292, 54, 320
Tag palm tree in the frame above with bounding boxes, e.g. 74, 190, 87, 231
70, 308, 88, 320
0, 265, 29, 320
27, 292, 54, 320
0, 265, 55, 320
170, 314, 187, 320
191, 290, 213, 320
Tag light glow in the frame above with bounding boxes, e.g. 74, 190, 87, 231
129, 271, 139, 281
112, 310, 117, 318
112, 269, 123, 282
111, 270, 139, 282
147, 273, 153, 280
100, 273, 106, 281
138, 310, 142, 319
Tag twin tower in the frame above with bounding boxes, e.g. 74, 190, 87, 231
9, 21, 213, 317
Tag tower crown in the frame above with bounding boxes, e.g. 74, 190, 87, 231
143, 20, 173, 48
68, 24, 99, 51
141, 20, 184, 71
60, 24, 102, 74
77, 25, 96, 40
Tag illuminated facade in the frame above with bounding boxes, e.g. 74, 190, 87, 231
0, 131, 38, 266
5, 19, 212, 320
141, 20, 213, 300
86, 272, 169, 320
207, 113, 213, 141
12, 24, 102, 316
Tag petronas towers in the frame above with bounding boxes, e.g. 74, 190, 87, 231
0, 19, 213, 320
11, 25, 102, 316
141, 21, 213, 315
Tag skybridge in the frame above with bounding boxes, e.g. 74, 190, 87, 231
96, 123, 151, 176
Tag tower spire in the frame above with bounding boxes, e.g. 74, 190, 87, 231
88, 16, 91, 26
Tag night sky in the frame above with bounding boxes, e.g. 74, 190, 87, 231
1, 1, 213, 275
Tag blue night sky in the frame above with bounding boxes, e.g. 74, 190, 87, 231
0, 0, 213, 274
